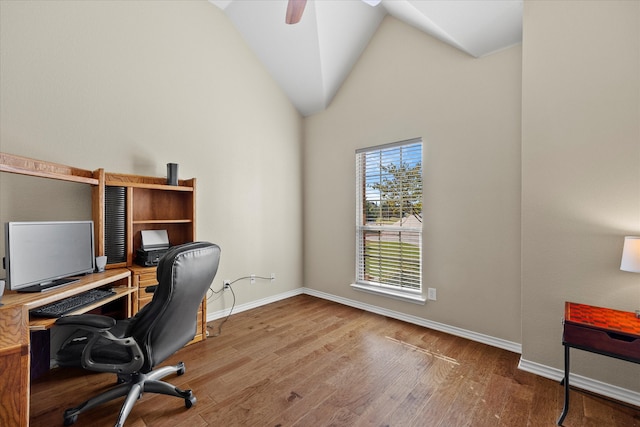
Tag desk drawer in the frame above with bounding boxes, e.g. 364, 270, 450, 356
138, 292, 154, 310
131, 268, 158, 312
564, 322, 640, 363
137, 272, 157, 310
137, 271, 158, 288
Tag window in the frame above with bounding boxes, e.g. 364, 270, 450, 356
354, 138, 423, 303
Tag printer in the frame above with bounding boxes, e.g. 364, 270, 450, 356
136, 230, 171, 267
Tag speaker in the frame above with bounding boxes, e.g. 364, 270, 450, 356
167, 163, 178, 186
104, 186, 126, 264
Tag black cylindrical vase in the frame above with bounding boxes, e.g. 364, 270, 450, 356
167, 163, 178, 186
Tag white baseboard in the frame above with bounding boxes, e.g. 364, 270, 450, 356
518, 358, 640, 407
207, 287, 305, 321
206, 286, 639, 408
302, 287, 522, 354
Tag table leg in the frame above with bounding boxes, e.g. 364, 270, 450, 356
557, 344, 570, 425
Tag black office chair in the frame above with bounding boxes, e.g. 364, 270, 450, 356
54, 241, 221, 427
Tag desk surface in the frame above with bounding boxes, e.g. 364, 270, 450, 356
565, 301, 640, 337
2, 269, 131, 308
2, 268, 133, 330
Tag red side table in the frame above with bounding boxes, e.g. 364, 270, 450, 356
559, 302, 640, 425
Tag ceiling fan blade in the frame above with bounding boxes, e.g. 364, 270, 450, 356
286, 0, 307, 24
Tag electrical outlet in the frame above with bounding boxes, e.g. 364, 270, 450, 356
250, 274, 256, 285
223, 280, 231, 290
427, 288, 437, 301
270, 272, 276, 282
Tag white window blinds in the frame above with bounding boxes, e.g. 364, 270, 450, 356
356, 139, 423, 292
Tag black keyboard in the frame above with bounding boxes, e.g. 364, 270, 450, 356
31, 288, 116, 318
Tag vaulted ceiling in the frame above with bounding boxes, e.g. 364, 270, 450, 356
210, 0, 523, 116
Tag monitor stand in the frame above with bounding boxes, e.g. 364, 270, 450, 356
18, 277, 80, 293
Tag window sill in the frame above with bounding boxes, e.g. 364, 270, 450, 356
350, 283, 426, 305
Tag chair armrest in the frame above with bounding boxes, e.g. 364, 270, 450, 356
55, 314, 116, 330
56, 314, 144, 374
82, 331, 145, 374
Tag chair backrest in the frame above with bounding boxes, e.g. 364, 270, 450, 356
127, 241, 220, 371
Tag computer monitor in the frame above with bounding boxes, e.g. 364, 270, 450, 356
4, 221, 95, 292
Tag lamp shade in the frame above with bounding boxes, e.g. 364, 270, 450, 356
620, 236, 640, 272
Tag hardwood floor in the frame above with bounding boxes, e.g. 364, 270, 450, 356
30, 295, 640, 426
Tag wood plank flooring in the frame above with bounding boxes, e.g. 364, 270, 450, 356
30, 295, 640, 426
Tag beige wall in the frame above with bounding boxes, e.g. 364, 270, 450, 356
522, 0, 640, 391
0, 1, 304, 312
304, 16, 523, 344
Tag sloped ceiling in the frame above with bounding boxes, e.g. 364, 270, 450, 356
210, 0, 523, 116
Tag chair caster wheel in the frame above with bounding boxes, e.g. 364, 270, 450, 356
185, 395, 197, 408
64, 408, 79, 425
177, 361, 186, 376
63, 414, 78, 426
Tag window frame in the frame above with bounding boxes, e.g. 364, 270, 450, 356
352, 138, 425, 304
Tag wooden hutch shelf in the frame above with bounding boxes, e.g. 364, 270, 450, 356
0, 152, 99, 185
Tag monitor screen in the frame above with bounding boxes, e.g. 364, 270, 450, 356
4, 221, 95, 292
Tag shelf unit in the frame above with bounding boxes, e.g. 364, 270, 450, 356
101, 172, 196, 268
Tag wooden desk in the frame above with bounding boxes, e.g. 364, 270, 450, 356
558, 302, 640, 425
0, 268, 133, 427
